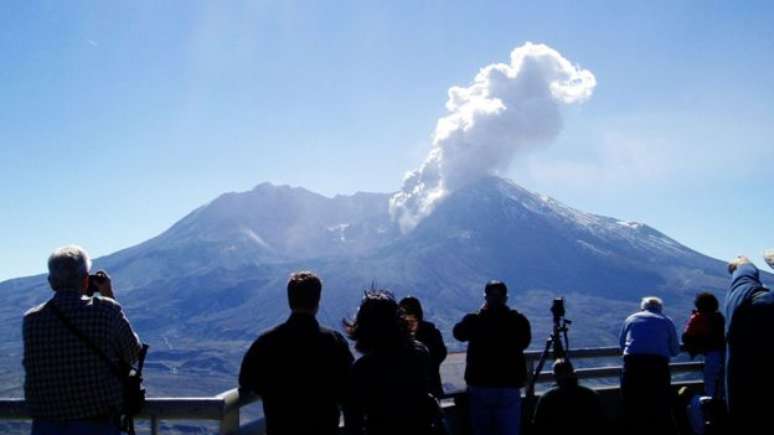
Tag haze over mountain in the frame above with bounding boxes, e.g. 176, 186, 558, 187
1, 176, 769, 401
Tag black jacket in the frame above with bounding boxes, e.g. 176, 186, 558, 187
349, 340, 437, 435
239, 313, 354, 435
414, 320, 447, 397
724, 263, 774, 432
453, 305, 531, 388
532, 381, 608, 435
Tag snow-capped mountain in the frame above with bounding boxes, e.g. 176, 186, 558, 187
0, 176, 767, 399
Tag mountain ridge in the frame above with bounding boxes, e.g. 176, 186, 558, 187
1, 176, 770, 400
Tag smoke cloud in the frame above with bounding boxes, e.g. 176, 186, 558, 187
389, 42, 596, 232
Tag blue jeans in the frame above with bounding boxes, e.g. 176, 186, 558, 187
31, 419, 121, 435
468, 386, 521, 435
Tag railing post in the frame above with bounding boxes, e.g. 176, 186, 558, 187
219, 407, 239, 435
150, 415, 160, 435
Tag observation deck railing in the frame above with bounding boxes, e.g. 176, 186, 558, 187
0, 346, 704, 434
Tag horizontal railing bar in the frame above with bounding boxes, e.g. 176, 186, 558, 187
0, 399, 26, 419
218, 388, 259, 414
524, 346, 623, 360
0, 347, 704, 423
0, 397, 230, 421
533, 361, 704, 382
138, 398, 226, 420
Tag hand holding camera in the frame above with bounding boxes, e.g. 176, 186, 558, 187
87, 270, 115, 299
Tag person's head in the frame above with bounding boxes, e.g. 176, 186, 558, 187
47, 245, 91, 293
765, 250, 774, 269
345, 290, 409, 354
553, 358, 577, 387
399, 296, 423, 334
484, 280, 508, 307
641, 296, 663, 313
694, 292, 719, 313
727, 256, 750, 275
287, 271, 322, 314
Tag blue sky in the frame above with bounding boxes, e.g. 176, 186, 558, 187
1, 0, 773, 281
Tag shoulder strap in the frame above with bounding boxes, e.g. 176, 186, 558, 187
47, 301, 127, 380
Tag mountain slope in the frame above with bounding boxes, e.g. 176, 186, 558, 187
1, 177, 769, 399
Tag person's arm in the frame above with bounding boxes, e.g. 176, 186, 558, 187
453, 314, 475, 342
238, 338, 265, 395
419, 345, 434, 394
427, 325, 447, 367
683, 312, 697, 335
668, 318, 681, 357
619, 319, 628, 352
93, 270, 115, 300
111, 304, 142, 365
514, 312, 531, 351
335, 333, 357, 432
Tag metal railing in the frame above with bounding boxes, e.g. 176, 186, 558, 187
522, 345, 702, 386
0, 346, 703, 434
0, 389, 259, 435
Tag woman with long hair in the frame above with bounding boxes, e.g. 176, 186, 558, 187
344, 290, 445, 435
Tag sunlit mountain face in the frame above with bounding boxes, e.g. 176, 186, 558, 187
1, 176, 769, 402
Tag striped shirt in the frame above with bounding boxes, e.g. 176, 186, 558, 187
23, 290, 142, 420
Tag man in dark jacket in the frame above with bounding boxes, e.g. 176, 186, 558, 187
239, 271, 354, 435
399, 296, 448, 398
453, 281, 531, 435
724, 257, 774, 434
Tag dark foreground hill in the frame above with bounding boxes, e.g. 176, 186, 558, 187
1, 176, 770, 400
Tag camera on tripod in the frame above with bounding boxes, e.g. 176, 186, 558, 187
551, 297, 572, 331
551, 297, 565, 323
526, 297, 573, 399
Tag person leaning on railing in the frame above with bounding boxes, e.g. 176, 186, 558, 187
724, 256, 774, 435
681, 292, 725, 399
619, 296, 680, 435
23, 245, 142, 435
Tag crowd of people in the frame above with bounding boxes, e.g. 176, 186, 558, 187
20, 245, 773, 435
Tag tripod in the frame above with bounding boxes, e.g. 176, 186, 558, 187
522, 298, 572, 435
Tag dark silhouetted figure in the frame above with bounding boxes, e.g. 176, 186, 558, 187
239, 272, 354, 435
453, 280, 531, 435
682, 292, 725, 398
346, 290, 443, 435
619, 296, 680, 435
532, 359, 607, 435
724, 257, 774, 434
399, 296, 448, 398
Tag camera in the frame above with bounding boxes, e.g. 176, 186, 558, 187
86, 273, 106, 296
551, 297, 565, 322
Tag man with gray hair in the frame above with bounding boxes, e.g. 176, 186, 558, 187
23, 245, 142, 435
619, 296, 680, 435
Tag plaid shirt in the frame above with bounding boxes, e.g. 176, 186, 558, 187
23, 290, 142, 420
